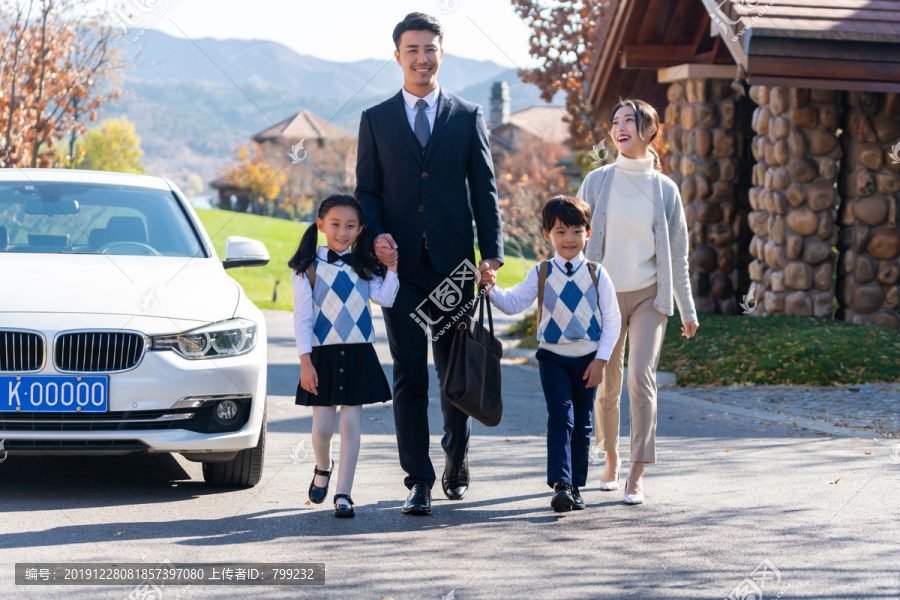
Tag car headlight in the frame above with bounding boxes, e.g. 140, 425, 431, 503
151, 319, 257, 359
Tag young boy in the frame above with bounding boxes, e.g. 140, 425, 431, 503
483, 196, 621, 512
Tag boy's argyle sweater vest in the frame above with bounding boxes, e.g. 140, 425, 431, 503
537, 261, 603, 344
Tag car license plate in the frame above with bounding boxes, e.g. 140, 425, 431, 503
0, 375, 109, 412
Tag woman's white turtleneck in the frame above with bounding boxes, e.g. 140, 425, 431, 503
603, 153, 658, 292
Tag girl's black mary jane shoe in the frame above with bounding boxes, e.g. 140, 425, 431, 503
308, 460, 333, 504
333, 494, 355, 518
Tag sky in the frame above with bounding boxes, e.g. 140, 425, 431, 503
100, 0, 539, 68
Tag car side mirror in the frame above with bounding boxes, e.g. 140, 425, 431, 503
223, 236, 270, 269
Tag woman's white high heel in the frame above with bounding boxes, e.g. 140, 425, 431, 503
623, 471, 643, 505
599, 461, 620, 491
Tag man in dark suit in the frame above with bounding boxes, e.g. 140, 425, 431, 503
356, 12, 503, 516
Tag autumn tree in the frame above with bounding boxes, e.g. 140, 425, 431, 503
513, 0, 673, 177
495, 133, 573, 260
0, 0, 121, 168
511, 0, 606, 154
220, 145, 286, 215
77, 117, 145, 174
256, 136, 357, 221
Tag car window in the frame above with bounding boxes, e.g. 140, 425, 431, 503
0, 181, 207, 257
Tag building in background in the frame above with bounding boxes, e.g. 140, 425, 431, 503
584, 0, 900, 329
487, 81, 579, 259
488, 81, 577, 177
211, 109, 354, 220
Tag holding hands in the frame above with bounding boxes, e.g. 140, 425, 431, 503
374, 233, 399, 272
477, 259, 500, 290
373, 232, 500, 292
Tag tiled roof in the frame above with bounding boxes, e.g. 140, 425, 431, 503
492, 106, 571, 147
586, 0, 900, 114
720, 1, 900, 41
252, 110, 348, 143
508, 106, 570, 145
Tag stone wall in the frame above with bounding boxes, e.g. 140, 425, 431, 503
657, 78, 900, 329
665, 78, 745, 315
746, 86, 841, 318
837, 92, 900, 330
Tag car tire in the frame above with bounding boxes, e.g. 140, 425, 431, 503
202, 410, 266, 488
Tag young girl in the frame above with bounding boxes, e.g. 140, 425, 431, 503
289, 194, 398, 518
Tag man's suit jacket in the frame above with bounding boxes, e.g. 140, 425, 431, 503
356, 89, 503, 276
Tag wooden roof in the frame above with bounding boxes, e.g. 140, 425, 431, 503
252, 109, 348, 143
586, 0, 900, 115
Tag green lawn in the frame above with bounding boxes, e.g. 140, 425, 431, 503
658, 312, 900, 386
196, 209, 307, 311
505, 309, 900, 386
195, 209, 535, 311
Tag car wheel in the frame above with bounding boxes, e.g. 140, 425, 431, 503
202, 410, 266, 488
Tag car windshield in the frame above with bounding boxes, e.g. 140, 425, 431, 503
0, 181, 206, 257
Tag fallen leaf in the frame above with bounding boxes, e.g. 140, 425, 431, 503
864, 451, 872, 455
725, 450, 731, 453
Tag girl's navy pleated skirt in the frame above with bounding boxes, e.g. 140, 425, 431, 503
295, 342, 391, 407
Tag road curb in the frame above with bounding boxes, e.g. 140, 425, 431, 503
502, 339, 677, 387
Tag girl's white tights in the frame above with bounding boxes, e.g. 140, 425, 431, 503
311, 405, 362, 508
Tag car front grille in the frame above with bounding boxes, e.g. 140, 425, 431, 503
55, 331, 145, 373
0, 330, 45, 372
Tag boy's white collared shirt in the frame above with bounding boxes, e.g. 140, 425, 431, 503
489, 251, 622, 361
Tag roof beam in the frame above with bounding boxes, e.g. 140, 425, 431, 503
588, 0, 636, 110
698, 0, 750, 70
750, 55, 900, 82
658, 63, 738, 83
620, 44, 706, 68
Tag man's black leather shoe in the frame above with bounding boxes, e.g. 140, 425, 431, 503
402, 483, 432, 515
572, 486, 585, 510
551, 482, 574, 513
442, 455, 469, 500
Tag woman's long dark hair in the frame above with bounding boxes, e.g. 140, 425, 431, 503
609, 97, 664, 172
288, 194, 385, 281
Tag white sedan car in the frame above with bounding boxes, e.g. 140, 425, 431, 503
0, 169, 270, 487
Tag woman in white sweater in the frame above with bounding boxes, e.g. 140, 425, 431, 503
576, 98, 699, 504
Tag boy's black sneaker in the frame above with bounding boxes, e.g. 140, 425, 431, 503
572, 487, 585, 510
551, 482, 574, 513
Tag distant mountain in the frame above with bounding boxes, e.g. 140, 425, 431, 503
119, 30, 510, 100
101, 30, 560, 192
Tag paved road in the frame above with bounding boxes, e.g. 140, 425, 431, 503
1, 308, 898, 600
